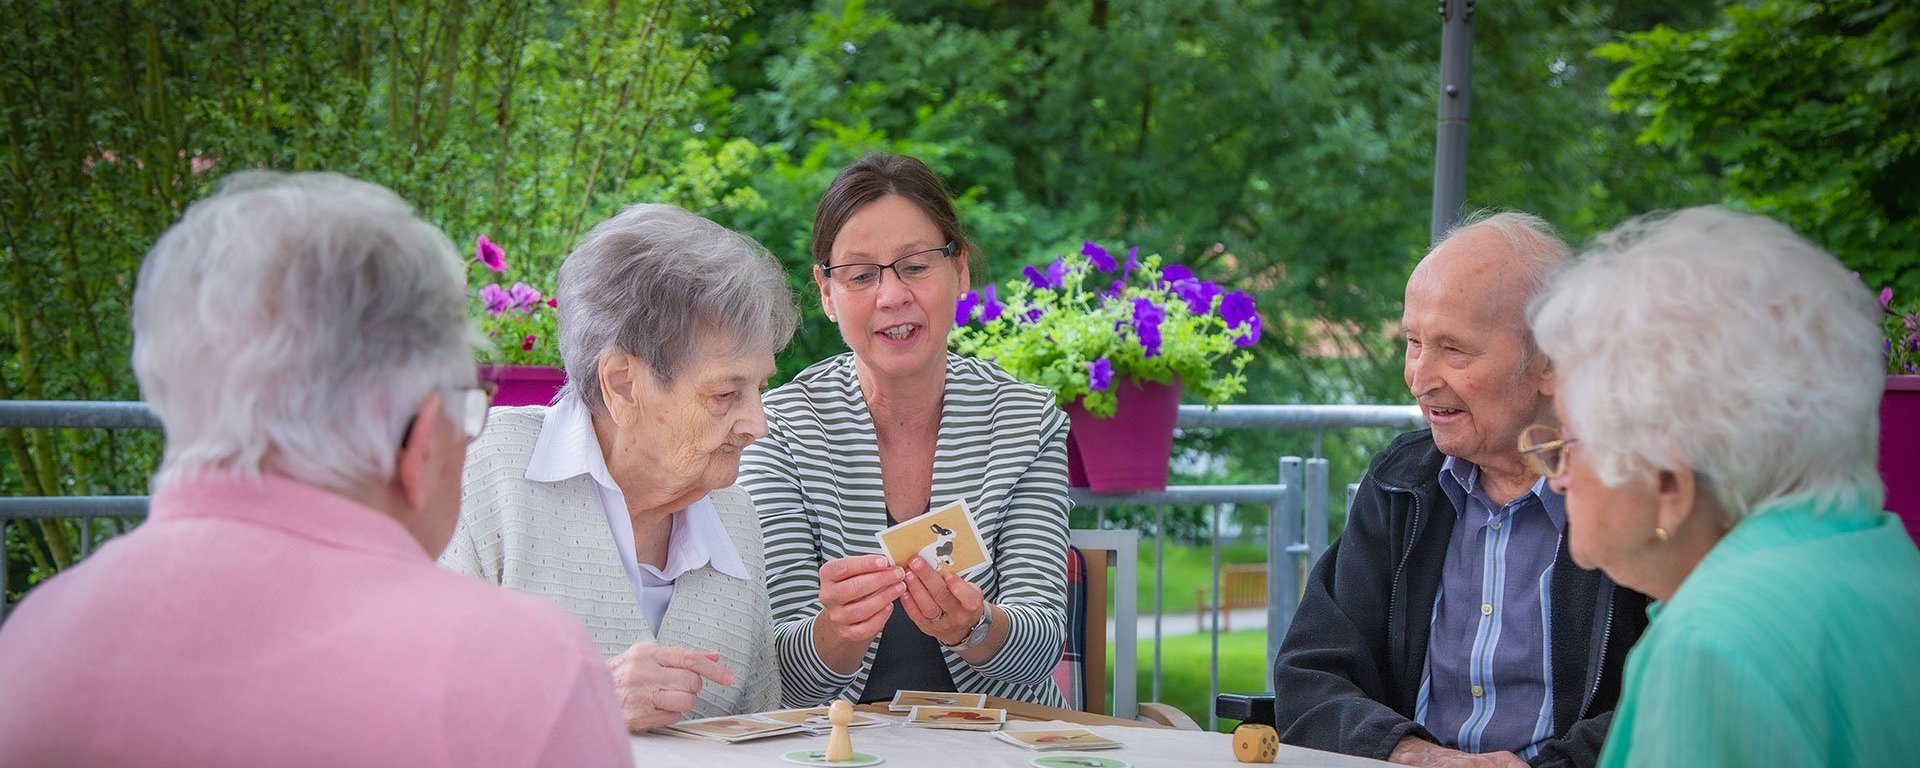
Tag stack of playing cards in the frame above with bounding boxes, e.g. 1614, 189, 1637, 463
888, 690, 988, 712
754, 707, 889, 736
875, 499, 993, 578
995, 728, 1124, 752
903, 705, 1008, 731
654, 714, 801, 743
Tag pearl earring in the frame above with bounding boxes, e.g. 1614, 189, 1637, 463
1654, 527, 1670, 542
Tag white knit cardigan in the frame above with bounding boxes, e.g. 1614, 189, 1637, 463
440, 406, 786, 718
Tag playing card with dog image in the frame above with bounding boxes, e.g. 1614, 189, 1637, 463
874, 499, 991, 578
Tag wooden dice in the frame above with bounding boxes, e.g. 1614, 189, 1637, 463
1232, 723, 1279, 763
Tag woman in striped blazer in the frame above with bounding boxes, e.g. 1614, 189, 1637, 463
739, 154, 1073, 707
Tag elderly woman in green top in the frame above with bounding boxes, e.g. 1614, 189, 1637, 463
1519, 206, 1920, 767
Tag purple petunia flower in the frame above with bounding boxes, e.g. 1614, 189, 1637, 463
1220, 290, 1262, 347
1171, 279, 1222, 315
508, 281, 542, 312
1132, 297, 1165, 357
1882, 287, 1895, 309
955, 290, 980, 325
1160, 264, 1195, 285
1082, 241, 1116, 272
1088, 357, 1114, 391
1125, 246, 1139, 274
521, 334, 538, 351
475, 235, 506, 273
980, 284, 1004, 323
1023, 260, 1068, 290
480, 283, 511, 315
1102, 279, 1126, 299
1022, 307, 1044, 323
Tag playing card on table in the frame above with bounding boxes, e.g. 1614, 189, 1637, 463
904, 705, 1007, 731
995, 728, 1124, 751
656, 714, 801, 743
874, 499, 992, 578
887, 689, 988, 712
755, 707, 888, 734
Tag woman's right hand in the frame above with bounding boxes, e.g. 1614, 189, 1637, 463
606, 643, 737, 731
812, 554, 906, 673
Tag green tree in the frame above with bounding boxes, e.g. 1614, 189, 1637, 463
1600, 0, 1919, 295
0, 0, 753, 598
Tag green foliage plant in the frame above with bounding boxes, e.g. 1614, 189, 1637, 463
949, 241, 1257, 418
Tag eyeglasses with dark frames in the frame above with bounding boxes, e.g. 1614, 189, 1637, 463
1517, 423, 1578, 478
817, 241, 957, 291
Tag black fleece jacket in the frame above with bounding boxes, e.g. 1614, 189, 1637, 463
1270, 430, 1648, 768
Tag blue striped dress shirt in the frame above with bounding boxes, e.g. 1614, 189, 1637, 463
1415, 456, 1566, 758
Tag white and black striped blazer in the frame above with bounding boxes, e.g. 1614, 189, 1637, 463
739, 352, 1072, 707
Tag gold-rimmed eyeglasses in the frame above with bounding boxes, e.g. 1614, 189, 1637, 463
1518, 423, 1578, 478
817, 241, 956, 291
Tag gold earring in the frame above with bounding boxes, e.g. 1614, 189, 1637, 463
1654, 527, 1670, 542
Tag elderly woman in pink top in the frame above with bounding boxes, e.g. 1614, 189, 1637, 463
0, 172, 629, 767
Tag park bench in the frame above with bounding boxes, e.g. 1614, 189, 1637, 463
1194, 563, 1267, 632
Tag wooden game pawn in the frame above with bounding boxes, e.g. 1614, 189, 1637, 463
825, 699, 854, 762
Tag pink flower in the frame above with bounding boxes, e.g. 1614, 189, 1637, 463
479, 283, 511, 315
1881, 287, 1895, 309
475, 235, 506, 273
521, 334, 538, 352
508, 281, 542, 312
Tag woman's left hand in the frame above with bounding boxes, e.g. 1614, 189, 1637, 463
901, 556, 987, 645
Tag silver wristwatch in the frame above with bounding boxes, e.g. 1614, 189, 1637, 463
941, 606, 993, 652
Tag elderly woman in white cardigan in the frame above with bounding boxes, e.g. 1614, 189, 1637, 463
441, 203, 800, 730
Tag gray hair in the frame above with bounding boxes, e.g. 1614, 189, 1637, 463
1439, 209, 1573, 313
132, 171, 480, 490
1529, 206, 1884, 521
557, 203, 799, 414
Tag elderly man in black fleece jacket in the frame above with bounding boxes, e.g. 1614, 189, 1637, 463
1271, 213, 1647, 768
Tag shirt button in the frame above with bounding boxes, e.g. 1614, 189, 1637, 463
1491, 521, 1502, 530
1481, 603, 1493, 616
1472, 685, 1485, 698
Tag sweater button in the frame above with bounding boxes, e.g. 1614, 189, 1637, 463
1481, 603, 1493, 616
1471, 685, 1485, 698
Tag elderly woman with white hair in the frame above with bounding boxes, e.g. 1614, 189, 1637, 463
0, 172, 629, 765
441, 203, 800, 730
1520, 206, 1920, 768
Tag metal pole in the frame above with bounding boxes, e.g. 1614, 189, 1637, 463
1431, 0, 1475, 240
1305, 458, 1331, 565
1266, 467, 1289, 681
1152, 506, 1165, 703
1208, 504, 1222, 732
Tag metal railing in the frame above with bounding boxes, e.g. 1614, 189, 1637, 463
1066, 404, 1423, 728
1, 399, 1425, 727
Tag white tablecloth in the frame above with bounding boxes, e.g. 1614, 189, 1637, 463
628, 716, 1394, 768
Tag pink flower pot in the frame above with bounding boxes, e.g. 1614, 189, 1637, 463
480, 364, 566, 407
1063, 377, 1181, 492
1883, 375, 1920, 536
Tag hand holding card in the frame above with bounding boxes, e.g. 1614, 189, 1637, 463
874, 500, 992, 578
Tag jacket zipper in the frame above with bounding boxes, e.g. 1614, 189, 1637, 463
1578, 587, 1615, 718
1385, 489, 1422, 662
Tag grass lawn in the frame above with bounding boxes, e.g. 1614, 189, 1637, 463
1102, 629, 1271, 733
1132, 541, 1269, 616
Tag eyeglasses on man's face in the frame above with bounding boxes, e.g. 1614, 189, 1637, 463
1517, 423, 1578, 478
818, 241, 956, 291
401, 385, 494, 448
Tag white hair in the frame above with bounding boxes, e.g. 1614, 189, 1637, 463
1530, 206, 1885, 520
132, 171, 480, 490
1439, 209, 1573, 320
556, 203, 798, 414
